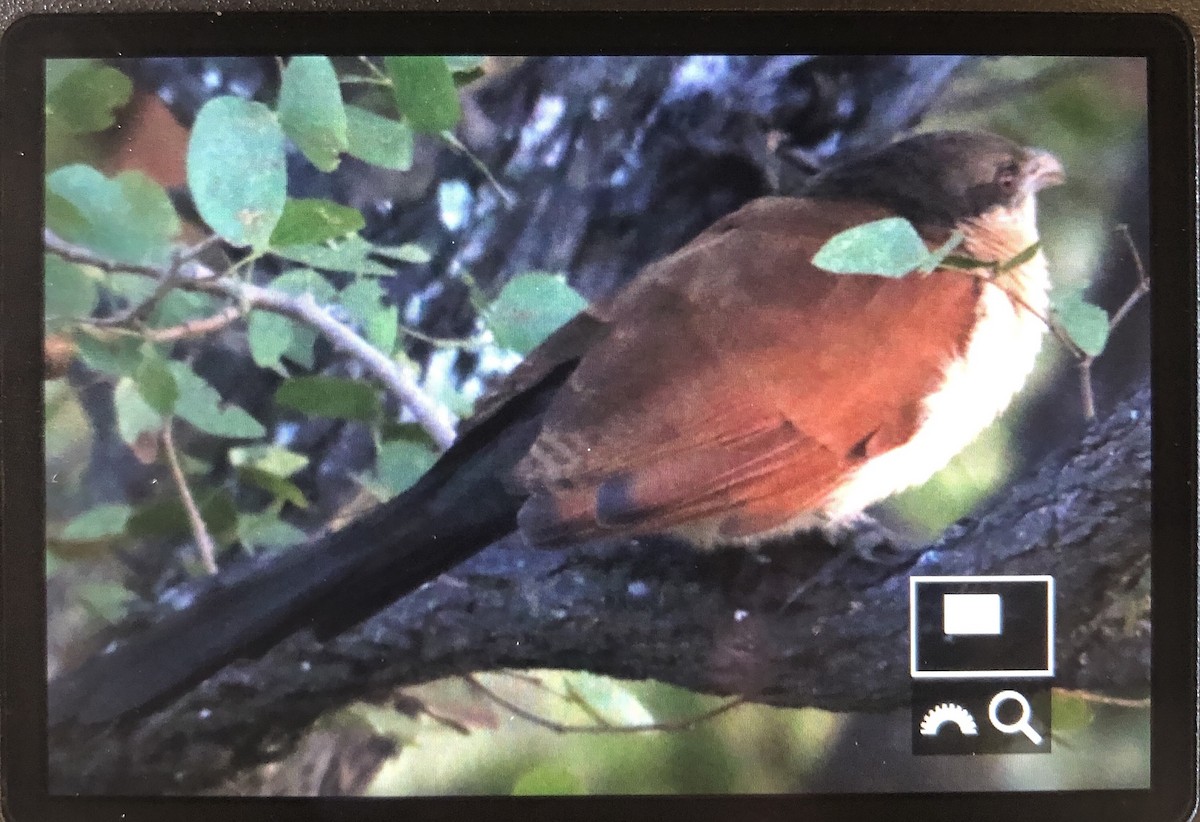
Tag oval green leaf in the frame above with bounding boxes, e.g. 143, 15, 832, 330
275, 375, 381, 421
46, 166, 180, 266
345, 105, 415, 171
168, 360, 266, 438
812, 217, 932, 278
487, 273, 588, 355
384, 56, 462, 134
46, 64, 133, 135
374, 439, 437, 496
269, 198, 366, 248
61, 503, 132, 541
187, 96, 287, 249
134, 349, 179, 415
278, 56, 348, 173
45, 255, 99, 322
1054, 293, 1110, 357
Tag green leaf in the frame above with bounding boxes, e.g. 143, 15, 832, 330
374, 439, 437, 496
113, 377, 163, 443
46, 166, 180, 266
77, 581, 136, 624
1054, 292, 1110, 357
565, 671, 655, 725
168, 361, 266, 438
384, 56, 462, 134
229, 444, 309, 477
486, 273, 588, 355
1050, 692, 1096, 733
812, 217, 935, 278
126, 490, 238, 546
340, 279, 398, 354
278, 56, 348, 173
45, 64, 133, 135
237, 511, 307, 552
371, 243, 431, 264
45, 379, 93, 465
997, 241, 1043, 273
133, 349, 178, 415
187, 96, 287, 249
146, 289, 222, 329
247, 311, 296, 372
272, 267, 340, 302
270, 235, 394, 276
76, 328, 143, 376
511, 764, 585, 797
45, 191, 90, 239
61, 503, 132, 541
237, 466, 309, 508
344, 105, 414, 171
275, 375, 381, 421
916, 230, 966, 274
269, 198, 365, 248
44, 255, 98, 321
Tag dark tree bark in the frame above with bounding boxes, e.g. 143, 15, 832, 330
49, 383, 1151, 794
48, 56, 1154, 795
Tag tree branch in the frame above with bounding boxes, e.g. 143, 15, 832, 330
48, 381, 1151, 794
44, 230, 458, 449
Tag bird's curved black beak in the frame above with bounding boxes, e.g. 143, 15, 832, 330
1021, 149, 1066, 193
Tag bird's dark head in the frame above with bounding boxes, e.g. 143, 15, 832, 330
805, 130, 1065, 229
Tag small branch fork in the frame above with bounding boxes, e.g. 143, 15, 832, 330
44, 230, 458, 449
951, 224, 1150, 420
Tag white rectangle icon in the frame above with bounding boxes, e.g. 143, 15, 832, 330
910, 575, 1055, 679
942, 593, 1002, 635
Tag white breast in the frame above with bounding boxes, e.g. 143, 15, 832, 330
820, 248, 1050, 523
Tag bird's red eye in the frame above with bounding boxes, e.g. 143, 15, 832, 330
996, 163, 1020, 193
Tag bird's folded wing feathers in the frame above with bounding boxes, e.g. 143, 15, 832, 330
512, 196, 982, 545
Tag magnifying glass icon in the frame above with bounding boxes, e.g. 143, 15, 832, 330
988, 690, 1044, 745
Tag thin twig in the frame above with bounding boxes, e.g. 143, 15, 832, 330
440, 131, 517, 208
1109, 224, 1151, 329
465, 674, 746, 735
162, 422, 219, 575
358, 56, 391, 83
45, 231, 458, 449
1053, 687, 1150, 710
398, 322, 485, 350
141, 306, 244, 343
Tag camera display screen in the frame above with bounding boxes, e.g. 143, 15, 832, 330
36, 48, 1162, 799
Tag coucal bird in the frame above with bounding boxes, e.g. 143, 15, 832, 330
49, 130, 1065, 727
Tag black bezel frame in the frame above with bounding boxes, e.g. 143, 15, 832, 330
1, 9, 1196, 822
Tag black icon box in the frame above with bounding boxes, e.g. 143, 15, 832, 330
912, 681, 1052, 755
910, 576, 1054, 679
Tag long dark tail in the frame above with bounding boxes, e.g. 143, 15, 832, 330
48, 364, 570, 728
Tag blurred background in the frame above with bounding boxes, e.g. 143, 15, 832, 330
44, 54, 1150, 795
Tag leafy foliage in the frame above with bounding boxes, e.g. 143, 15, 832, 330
269, 198, 366, 248
187, 97, 287, 248
487, 273, 588, 355
47, 166, 180, 266
278, 56, 349, 173
46, 64, 133, 135
385, 56, 462, 134
345, 105, 415, 171
812, 217, 962, 277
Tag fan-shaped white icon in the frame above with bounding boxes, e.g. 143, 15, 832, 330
919, 702, 979, 736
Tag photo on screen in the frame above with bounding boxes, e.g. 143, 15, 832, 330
42, 53, 1152, 796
